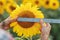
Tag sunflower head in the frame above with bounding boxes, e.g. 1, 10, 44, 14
5, 1, 19, 14
22, 0, 42, 7
0, 0, 6, 8
31, 0, 42, 7
0, 8, 4, 14
0, 0, 6, 14
22, 0, 31, 4
50, 0, 59, 10
10, 3, 44, 38
42, 0, 50, 9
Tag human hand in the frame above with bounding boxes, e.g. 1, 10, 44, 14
40, 19, 51, 40
0, 16, 18, 30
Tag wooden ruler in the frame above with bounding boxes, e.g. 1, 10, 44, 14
17, 18, 60, 23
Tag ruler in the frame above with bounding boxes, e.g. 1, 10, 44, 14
17, 18, 60, 23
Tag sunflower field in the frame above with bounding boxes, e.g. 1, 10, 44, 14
0, 0, 60, 40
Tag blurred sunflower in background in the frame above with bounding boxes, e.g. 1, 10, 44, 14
50, 0, 59, 10
0, 8, 4, 14
22, 0, 31, 4
42, 0, 50, 9
5, 0, 19, 14
10, 3, 44, 38
22, 0, 42, 7
31, 0, 42, 7
0, 0, 6, 14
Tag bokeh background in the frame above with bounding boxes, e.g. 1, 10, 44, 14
0, 0, 60, 40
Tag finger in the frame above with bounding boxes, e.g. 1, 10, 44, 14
40, 19, 47, 32
46, 23, 51, 34
2, 26, 10, 30
40, 19, 44, 24
40, 19, 45, 27
46, 23, 51, 29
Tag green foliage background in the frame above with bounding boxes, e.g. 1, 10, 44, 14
41, 8, 60, 40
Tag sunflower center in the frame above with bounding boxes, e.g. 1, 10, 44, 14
35, 0, 39, 5
17, 11, 35, 28
10, 6, 16, 11
46, 1, 49, 5
53, 3, 56, 6
0, 2, 3, 6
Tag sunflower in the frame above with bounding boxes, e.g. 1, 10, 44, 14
10, 3, 44, 38
59, 2, 60, 8
31, 0, 43, 7
42, 0, 50, 9
0, 8, 4, 14
22, 0, 42, 7
0, 0, 6, 14
5, 0, 19, 14
50, 0, 59, 10
22, 0, 31, 4
0, 0, 6, 8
